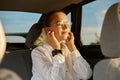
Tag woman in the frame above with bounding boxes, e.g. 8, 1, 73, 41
31, 10, 92, 80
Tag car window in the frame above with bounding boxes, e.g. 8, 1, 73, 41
0, 11, 41, 43
67, 13, 72, 30
81, 0, 120, 45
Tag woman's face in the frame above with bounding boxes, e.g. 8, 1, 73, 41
47, 12, 70, 41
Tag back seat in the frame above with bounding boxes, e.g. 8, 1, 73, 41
0, 49, 32, 80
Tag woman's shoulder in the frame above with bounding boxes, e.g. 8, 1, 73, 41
32, 46, 46, 54
31, 43, 53, 55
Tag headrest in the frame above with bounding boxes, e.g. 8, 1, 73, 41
26, 14, 47, 49
100, 2, 120, 57
0, 21, 6, 63
25, 23, 42, 49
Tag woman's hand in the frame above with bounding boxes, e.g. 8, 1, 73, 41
66, 32, 76, 52
46, 31, 61, 49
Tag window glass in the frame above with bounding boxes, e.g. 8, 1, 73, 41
81, 0, 120, 45
0, 11, 41, 33
0, 11, 41, 43
67, 13, 71, 30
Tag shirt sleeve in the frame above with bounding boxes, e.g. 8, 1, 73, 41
31, 47, 66, 80
70, 50, 92, 80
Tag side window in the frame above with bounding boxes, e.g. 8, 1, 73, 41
67, 13, 71, 30
0, 11, 41, 43
81, 0, 120, 45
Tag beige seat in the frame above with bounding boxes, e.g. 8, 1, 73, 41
93, 2, 120, 80
0, 21, 6, 63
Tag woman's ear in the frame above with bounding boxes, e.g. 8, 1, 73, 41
44, 27, 50, 32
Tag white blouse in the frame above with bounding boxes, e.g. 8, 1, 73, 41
31, 43, 92, 80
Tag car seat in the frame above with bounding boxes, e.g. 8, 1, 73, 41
0, 21, 6, 63
93, 2, 120, 80
25, 23, 42, 49
0, 50, 32, 80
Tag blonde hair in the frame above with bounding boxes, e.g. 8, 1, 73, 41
34, 28, 47, 46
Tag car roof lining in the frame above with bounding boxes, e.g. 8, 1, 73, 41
0, 0, 87, 14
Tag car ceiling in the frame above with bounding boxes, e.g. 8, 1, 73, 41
0, 0, 87, 14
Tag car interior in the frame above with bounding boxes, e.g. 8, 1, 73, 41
0, 0, 120, 80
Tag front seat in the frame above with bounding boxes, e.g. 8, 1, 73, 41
93, 2, 120, 80
0, 21, 6, 63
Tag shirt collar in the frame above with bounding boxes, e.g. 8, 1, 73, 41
43, 43, 54, 52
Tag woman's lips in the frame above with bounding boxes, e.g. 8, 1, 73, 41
62, 31, 68, 34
